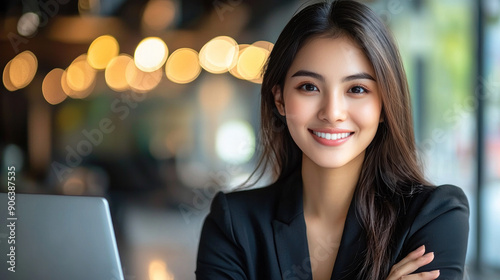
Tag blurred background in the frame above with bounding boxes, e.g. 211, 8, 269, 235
1, 0, 499, 279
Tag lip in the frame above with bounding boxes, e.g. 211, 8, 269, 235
308, 128, 354, 147
309, 127, 353, 134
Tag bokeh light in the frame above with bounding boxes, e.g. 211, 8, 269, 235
148, 260, 174, 280
237, 45, 269, 82
216, 120, 255, 164
62, 54, 96, 99
8, 50, 38, 90
230, 41, 273, 83
2, 61, 16, 92
17, 12, 40, 37
165, 48, 201, 84
66, 54, 96, 91
229, 44, 249, 80
248, 41, 273, 83
199, 36, 238, 74
142, 0, 175, 31
42, 68, 68, 105
134, 37, 169, 72
105, 54, 132, 92
62, 70, 96, 99
126, 59, 162, 93
87, 35, 119, 70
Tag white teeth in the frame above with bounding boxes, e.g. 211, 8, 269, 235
313, 131, 351, 140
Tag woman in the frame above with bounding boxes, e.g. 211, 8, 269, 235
196, 0, 469, 279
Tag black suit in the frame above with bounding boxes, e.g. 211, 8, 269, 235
196, 171, 469, 279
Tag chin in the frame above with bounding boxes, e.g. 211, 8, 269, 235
302, 149, 366, 171
306, 156, 351, 170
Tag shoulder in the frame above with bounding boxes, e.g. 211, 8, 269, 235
404, 184, 469, 230
394, 184, 470, 257
422, 184, 469, 212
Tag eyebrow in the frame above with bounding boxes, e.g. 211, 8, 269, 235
290, 70, 376, 83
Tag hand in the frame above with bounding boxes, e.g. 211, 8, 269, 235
386, 245, 440, 280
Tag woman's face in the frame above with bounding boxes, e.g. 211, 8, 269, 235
274, 36, 383, 169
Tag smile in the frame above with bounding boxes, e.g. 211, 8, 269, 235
309, 129, 354, 147
312, 131, 352, 140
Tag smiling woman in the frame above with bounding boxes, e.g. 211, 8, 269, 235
196, 1, 469, 280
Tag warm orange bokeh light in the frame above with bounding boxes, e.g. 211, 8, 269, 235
62, 55, 96, 99
165, 48, 201, 84
237, 45, 269, 82
148, 260, 174, 280
2, 61, 16, 92
105, 54, 132, 92
87, 35, 119, 70
61, 69, 95, 99
199, 36, 238, 74
42, 68, 67, 105
8, 50, 38, 90
126, 60, 162, 93
66, 54, 96, 93
229, 44, 249, 80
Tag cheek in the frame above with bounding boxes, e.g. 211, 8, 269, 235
284, 96, 315, 124
350, 99, 382, 128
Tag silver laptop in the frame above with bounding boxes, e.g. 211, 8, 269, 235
0, 193, 124, 280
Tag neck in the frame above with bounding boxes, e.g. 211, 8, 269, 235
302, 151, 364, 221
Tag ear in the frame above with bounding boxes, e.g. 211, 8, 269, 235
272, 85, 285, 116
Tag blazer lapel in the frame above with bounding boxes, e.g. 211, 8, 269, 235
272, 172, 312, 279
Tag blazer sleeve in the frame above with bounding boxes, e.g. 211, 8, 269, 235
196, 191, 247, 280
401, 185, 470, 279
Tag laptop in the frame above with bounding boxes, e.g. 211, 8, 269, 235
0, 192, 125, 280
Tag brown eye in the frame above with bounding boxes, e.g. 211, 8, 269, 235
299, 83, 318, 92
349, 86, 368, 94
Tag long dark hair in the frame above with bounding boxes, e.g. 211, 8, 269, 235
252, 0, 432, 278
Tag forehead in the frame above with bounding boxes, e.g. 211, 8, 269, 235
287, 36, 375, 79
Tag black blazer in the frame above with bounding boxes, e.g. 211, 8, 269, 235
196, 171, 469, 280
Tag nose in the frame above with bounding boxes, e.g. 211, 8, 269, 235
317, 90, 347, 123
